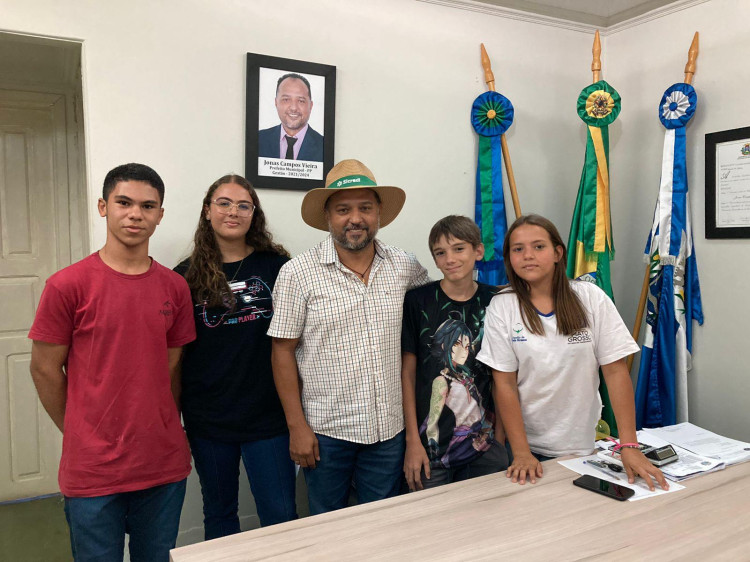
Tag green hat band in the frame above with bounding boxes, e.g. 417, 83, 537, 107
326, 174, 378, 189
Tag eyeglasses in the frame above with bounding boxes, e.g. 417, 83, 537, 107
211, 199, 255, 217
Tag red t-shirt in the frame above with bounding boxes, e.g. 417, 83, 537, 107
29, 253, 195, 497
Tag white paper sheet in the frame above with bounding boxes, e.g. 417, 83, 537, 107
558, 455, 684, 501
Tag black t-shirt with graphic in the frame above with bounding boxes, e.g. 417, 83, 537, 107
402, 281, 498, 469
175, 251, 289, 442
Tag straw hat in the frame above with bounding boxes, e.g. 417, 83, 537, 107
301, 159, 406, 231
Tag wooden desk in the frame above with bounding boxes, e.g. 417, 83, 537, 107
171, 460, 750, 561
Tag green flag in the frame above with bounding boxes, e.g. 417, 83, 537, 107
567, 80, 621, 434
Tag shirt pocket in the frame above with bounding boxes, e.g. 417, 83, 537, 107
371, 286, 405, 332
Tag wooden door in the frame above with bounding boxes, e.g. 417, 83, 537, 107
0, 90, 70, 501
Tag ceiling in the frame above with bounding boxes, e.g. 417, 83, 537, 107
470, 0, 686, 27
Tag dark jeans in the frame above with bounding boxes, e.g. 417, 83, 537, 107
304, 430, 405, 516
188, 433, 297, 540
532, 451, 557, 463
421, 439, 510, 489
64, 478, 186, 562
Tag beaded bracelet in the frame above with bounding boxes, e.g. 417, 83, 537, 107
613, 442, 641, 452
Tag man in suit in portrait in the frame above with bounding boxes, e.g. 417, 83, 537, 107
258, 73, 324, 162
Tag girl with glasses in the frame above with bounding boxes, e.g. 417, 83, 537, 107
174, 174, 297, 540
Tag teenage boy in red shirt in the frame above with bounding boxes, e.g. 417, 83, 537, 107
29, 163, 195, 561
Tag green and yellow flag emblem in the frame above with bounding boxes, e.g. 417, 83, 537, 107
567, 80, 621, 432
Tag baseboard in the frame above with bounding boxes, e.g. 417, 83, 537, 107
175, 514, 261, 548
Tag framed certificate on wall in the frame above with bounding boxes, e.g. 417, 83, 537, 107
706, 126, 750, 239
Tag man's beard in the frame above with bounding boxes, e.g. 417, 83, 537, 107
329, 221, 379, 251
281, 115, 306, 133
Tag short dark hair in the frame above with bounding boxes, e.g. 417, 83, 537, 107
275, 73, 312, 99
102, 163, 165, 204
428, 215, 482, 254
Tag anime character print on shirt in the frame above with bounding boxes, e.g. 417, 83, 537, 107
403, 282, 498, 469
420, 311, 494, 467
201, 276, 273, 328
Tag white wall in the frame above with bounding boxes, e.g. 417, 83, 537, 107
3, 0, 748, 547
606, 0, 750, 442
2, 0, 594, 269
2, 0, 592, 544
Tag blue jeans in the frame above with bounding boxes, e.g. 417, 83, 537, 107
304, 431, 405, 516
64, 478, 186, 562
188, 433, 297, 540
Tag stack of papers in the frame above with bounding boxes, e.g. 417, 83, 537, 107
562, 423, 748, 499
596, 433, 724, 482
593, 422, 750, 482
642, 423, 750, 466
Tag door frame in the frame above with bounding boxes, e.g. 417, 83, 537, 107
0, 33, 89, 267
0, 34, 89, 501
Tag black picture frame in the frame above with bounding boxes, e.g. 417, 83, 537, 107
705, 126, 750, 239
245, 53, 336, 191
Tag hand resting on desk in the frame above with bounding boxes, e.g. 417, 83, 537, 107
620, 447, 669, 491
506, 452, 543, 485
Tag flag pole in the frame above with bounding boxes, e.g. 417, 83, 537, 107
592, 30, 601, 83
627, 32, 699, 371
481, 44, 522, 219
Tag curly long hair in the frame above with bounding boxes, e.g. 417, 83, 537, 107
184, 174, 289, 307
502, 214, 588, 336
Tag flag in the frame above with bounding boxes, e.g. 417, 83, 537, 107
567, 80, 622, 433
471, 91, 514, 285
635, 83, 703, 428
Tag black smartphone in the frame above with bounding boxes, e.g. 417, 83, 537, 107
573, 474, 635, 501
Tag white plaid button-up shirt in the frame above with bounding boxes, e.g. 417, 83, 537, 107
268, 235, 429, 444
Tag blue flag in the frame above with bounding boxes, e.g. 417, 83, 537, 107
635, 83, 704, 428
471, 91, 514, 285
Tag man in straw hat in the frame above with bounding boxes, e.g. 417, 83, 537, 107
269, 159, 429, 515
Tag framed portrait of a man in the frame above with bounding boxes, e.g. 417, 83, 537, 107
246, 53, 336, 191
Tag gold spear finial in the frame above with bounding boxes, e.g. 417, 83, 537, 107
592, 30, 601, 83
480, 43, 496, 92
476, 43, 521, 217
684, 32, 699, 85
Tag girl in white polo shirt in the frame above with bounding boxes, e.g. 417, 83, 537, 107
476, 214, 668, 491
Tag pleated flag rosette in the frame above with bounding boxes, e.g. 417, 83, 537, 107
577, 81, 621, 128
471, 91, 514, 285
659, 83, 697, 129
472, 91, 514, 136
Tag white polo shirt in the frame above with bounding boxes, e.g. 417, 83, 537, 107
477, 281, 639, 457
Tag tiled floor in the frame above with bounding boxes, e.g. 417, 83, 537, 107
0, 495, 72, 561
